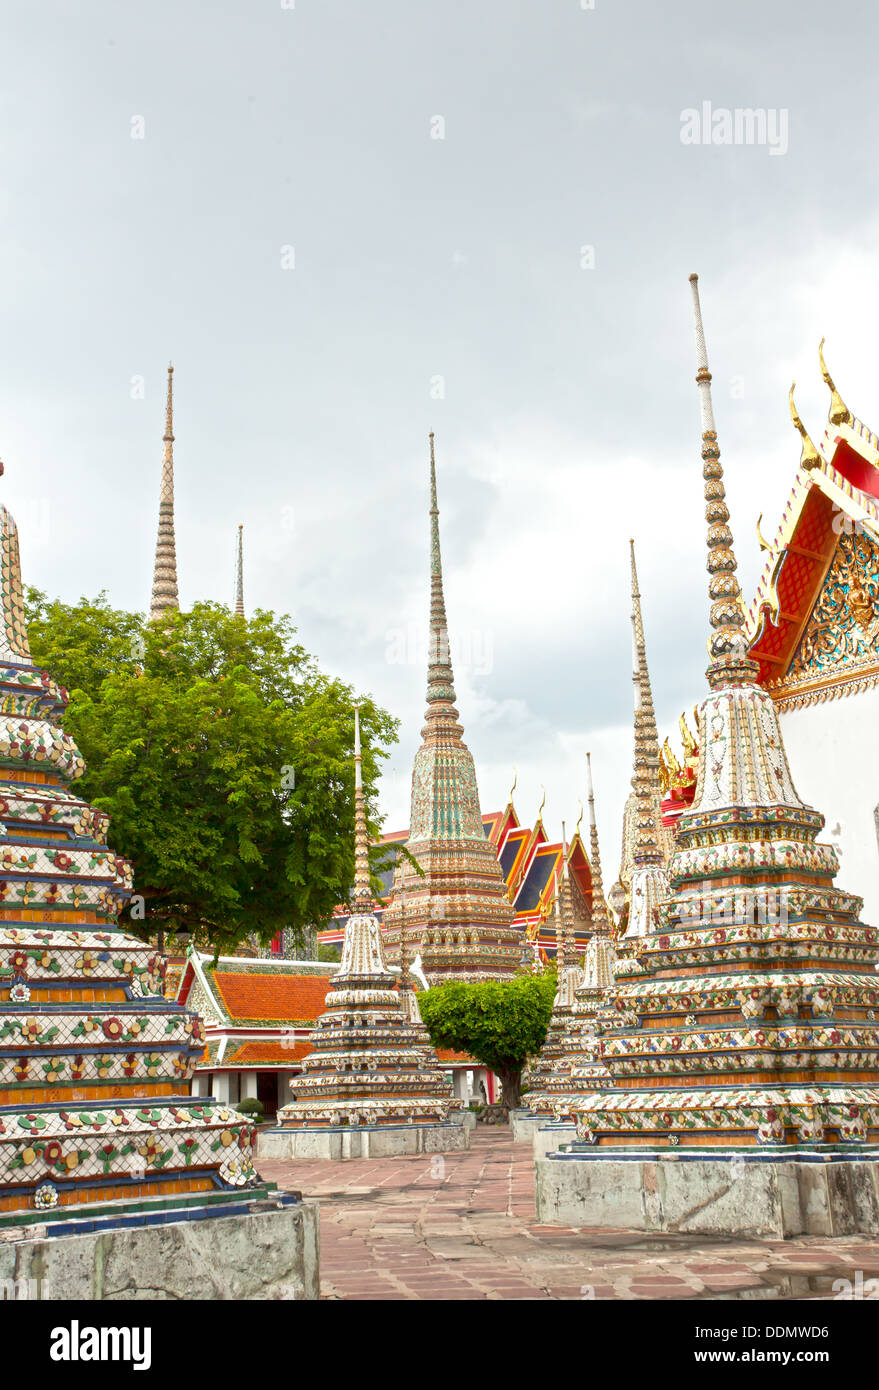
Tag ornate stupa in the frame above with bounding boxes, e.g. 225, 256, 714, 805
522, 826, 583, 1112
149, 364, 179, 622
381, 435, 520, 983
264, 706, 467, 1158
529, 767, 615, 1126
0, 472, 270, 1226
537, 276, 879, 1237
608, 551, 673, 932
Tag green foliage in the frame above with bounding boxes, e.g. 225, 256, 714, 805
316, 942, 341, 963
418, 972, 558, 1109
236, 1098, 265, 1118
25, 592, 399, 954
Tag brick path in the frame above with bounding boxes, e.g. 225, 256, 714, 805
257, 1129, 879, 1300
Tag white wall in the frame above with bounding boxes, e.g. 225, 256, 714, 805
780, 685, 879, 926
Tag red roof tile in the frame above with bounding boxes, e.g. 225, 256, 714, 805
225, 1040, 312, 1066
211, 971, 333, 1024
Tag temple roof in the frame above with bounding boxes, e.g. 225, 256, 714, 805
177, 953, 339, 1027
746, 394, 879, 704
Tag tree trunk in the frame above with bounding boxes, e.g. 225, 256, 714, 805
495, 1063, 522, 1113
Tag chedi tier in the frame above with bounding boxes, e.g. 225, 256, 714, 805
536, 277, 879, 1239
262, 706, 468, 1160
381, 435, 521, 983
0, 489, 263, 1220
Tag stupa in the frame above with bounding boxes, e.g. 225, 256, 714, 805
380, 435, 521, 983
536, 275, 879, 1238
261, 706, 468, 1159
522, 763, 617, 1152
521, 827, 584, 1114
0, 466, 316, 1296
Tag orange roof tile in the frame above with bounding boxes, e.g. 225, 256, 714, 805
225, 1040, 312, 1066
211, 971, 332, 1024
436, 1048, 477, 1064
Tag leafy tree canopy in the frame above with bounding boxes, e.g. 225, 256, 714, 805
418, 972, 557, 1111
25, 590, 398, 955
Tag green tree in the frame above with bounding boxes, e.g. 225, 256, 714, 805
25, 591, 398, 955
418, 972, 558, 1112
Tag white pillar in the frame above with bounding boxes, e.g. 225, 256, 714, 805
242, 1071, 259, 1100
212, 1072, 231, 1103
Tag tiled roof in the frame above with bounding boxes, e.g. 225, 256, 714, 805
211, 971, 333, 1025
224, 1039, 311, 1066
436, 1048, 477, 1064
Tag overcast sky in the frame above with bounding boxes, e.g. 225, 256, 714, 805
2, 0, 878, 863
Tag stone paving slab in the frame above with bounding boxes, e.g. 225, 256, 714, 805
257, 1128, 879, 1301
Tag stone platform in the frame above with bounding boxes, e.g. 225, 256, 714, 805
0, 1190, 319, 1299
259, 1121, 469, 1162
509, 1108, 546, 1142
536, 1147, 879, 1238
533, 1122, 576, 1160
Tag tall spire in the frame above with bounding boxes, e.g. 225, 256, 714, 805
380, 433, 519, 983
629, 541, 664, 868
423, 432, 461, 741
688, 275, 757, 689
351, 705, 371, 907
149, 364, 179, 623
559, 821, 575, 968
585, 752, 610, 935
623, 542, 668, 940
234, 524, 245, 618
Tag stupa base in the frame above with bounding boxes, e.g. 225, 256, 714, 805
533, 1122, 576, 1159
259, 1120, 470, 1161
536, 1146, 879, 1238
0, 1189, 318, 1300
509, 1108, 548, 1142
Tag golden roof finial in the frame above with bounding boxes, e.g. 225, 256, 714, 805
818, 338, 852, 428
574, 799, 584, 841
756, 512, 773, 554
508, 766, 518, 805
537, 785, 546, 821
789, 383, 821, 471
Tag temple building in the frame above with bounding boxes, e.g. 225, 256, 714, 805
149, 364, 179, 622
260, 707, 468, 1158
175, 953, 340, 1117
537, 274, 879, 1239
745, 348, 879, 925
379, 435, 523, 983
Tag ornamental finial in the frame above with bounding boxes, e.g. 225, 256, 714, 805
789, 384, 821, 471
688, 274, 755, 685
818, 338, 852, 428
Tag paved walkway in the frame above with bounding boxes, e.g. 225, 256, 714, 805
257, 1128, 879, 1300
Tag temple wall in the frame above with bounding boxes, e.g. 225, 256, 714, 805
778, 684, 879, 926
